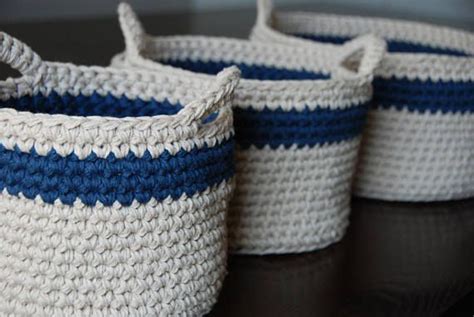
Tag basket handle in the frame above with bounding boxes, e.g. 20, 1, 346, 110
254, 0, 386, 78
0, 32, 46, 83
117, 2, 146, 57
177, 66, 241, 126
256, 0, 274, 27
335, 34, 386, 78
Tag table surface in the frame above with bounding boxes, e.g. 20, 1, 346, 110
1, 8, 473, 317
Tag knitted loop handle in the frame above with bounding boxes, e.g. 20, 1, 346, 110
0, 32, 45, 79
118, 2, 146, 57
335, 34, 387, 78
256, 0, 274, 27
178, 66, 241, 125
255, 0, 386, 77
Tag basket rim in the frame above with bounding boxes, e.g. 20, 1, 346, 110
271, 11, 474, 57
0, 32, 240, 129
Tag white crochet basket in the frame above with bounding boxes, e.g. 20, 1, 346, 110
113, 4, 385, 255
252, 0, 474, 202
0, 32, 240, 316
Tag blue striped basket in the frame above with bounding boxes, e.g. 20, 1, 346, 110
113, 3, 385, 255
252, 0, 474, 202
0, 32, 239, 316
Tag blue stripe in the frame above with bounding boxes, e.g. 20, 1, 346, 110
373, 78, 474, 113
294, 33, 471, 57
159, 59, 329, 80
0, 91, 182, 117
291, 34, 474, 113
234, 103, 369, 149
0, 139, 234, 207
156, 59, 366, 146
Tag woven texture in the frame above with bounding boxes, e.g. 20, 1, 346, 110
251, 0, 474, 201
113, 4, 385, 254
0, 32, 240, 317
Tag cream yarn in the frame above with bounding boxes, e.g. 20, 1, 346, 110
251, 0, 474, 202
113, 3, 386, 254
0, 32, 240, 316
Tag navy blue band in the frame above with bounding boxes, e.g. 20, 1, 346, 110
373, 78, 474, 114
235, 103, 369, 149
0, 139, 234, 207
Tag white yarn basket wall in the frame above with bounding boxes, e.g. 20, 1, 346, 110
0, 32, 239, 317
113, 3, 385, 255
251, 0, 474, 202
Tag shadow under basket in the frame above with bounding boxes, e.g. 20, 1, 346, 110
0, 32, 240, 316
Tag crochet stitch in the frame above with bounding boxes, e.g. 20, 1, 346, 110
251, 0, 474, 201
113, 3, 386, 254
0, 32, 240, 317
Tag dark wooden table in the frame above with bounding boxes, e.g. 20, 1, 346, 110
1, 8, 473, 316
211, 198, 474, 316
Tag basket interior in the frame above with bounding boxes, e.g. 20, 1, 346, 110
0, 90, 183, 117
158, 58, 329, 80
294, 34, 470, 56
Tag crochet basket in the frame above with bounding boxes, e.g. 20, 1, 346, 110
0, 32, 240, 316
113, 4, 385, 255
251, 0, 474, 202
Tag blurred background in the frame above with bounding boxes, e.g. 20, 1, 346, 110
0, 0, 473, 68
1, 0, 473, 30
